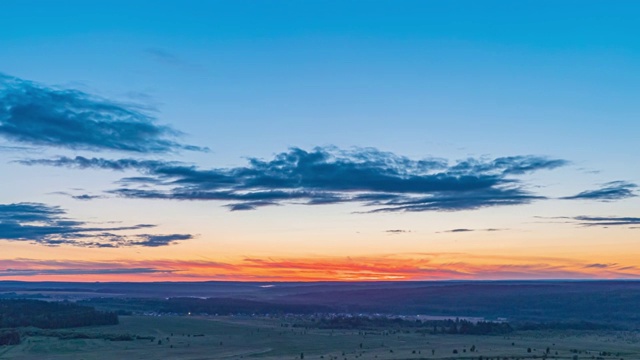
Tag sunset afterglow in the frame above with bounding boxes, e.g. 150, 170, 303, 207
1, 1, 639, 282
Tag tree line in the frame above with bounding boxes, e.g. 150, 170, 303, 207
313, 316, 514, 335
0, 299, 118, 330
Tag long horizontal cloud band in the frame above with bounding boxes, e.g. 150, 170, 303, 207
1, 256, 639, 280
572, 216, 640, 227
536, 215, 640, 229
0, 202, 193, 247
0, 73, 205, 153
21, 147, 569, 212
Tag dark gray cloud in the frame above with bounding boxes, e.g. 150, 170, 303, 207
541, 215, 640, 228
562, 181, 637, 201
441, 228, 504, 233
0, 73, 206, 153
444, 228, 474, 233
385, 229, 411, 234
19, 147, 568, 212
49, 191, 104, 201
0, 202, 193, 247
71, 194, 103, 201
572, 215, 640, 227
129, 234, 195, 247
367, 188, 542, 213
225, 201, 279, 211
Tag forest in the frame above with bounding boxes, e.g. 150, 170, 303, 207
312, 316, 514, 335
0, 299, 118, 330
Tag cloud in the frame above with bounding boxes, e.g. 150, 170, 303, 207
618, 266, 638, 271
441, 228, 504, 233
227, 255, 640, 280
584, 263, 617, 269
49, 191, 104, 201
0, 145, 37, 152
129, 234, 195, 247
19, 147, 568, 212
385, 229, 411, 234
444, 228, 473, 233
71, 194, 103, 201
0, 73, 206, 153
0, 202, 194, 247
226, 201, 279, 211
0, 268, 170, 277
572, 215, 640, 227
562, 181, 637, 201
2, 255, 639, 281
540, 215, 640, 228
449, 156, 568, 176
0, 258, 233, 280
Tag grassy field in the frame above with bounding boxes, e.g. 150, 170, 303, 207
1, 316, 639, 359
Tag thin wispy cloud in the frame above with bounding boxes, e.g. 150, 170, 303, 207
0, 258, 231, 279
19, 147, 568, 213
71, 194, 103, 201
445, 228, 474, 233
0, 202, 194, 247
49, 191, 105, 201
385, 229, 411, 234
0, 73, 206, 153
441, 228, 504, 233
562, 181, 637, 201
0, 258, 182, 279
584, 263, 617, 269
573, 216, 640, 227
0, 145, 38, 152
539, 215, 640, 228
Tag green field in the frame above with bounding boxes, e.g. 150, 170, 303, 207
1, 316, 639, 360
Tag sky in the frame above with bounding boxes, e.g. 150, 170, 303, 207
0, 0, 639, 281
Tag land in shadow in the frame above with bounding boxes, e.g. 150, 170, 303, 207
1, 281, 639, 359
1, 315, 639, 359
2, 280, 639, 326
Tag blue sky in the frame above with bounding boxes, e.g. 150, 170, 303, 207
0, 1, 639, 280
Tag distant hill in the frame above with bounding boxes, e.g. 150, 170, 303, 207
274, 281, 640, 325
3, 280, 640, 327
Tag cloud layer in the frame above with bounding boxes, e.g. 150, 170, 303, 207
21, 147, 569, 212
0, 73, 205, 153
2, 255, 638, 281
0, 202, 193, 247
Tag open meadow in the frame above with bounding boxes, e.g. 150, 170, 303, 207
1, 316, 639, 360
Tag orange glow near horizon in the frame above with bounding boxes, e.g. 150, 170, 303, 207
2, 253, 639, 282
2, 4, 640, 290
